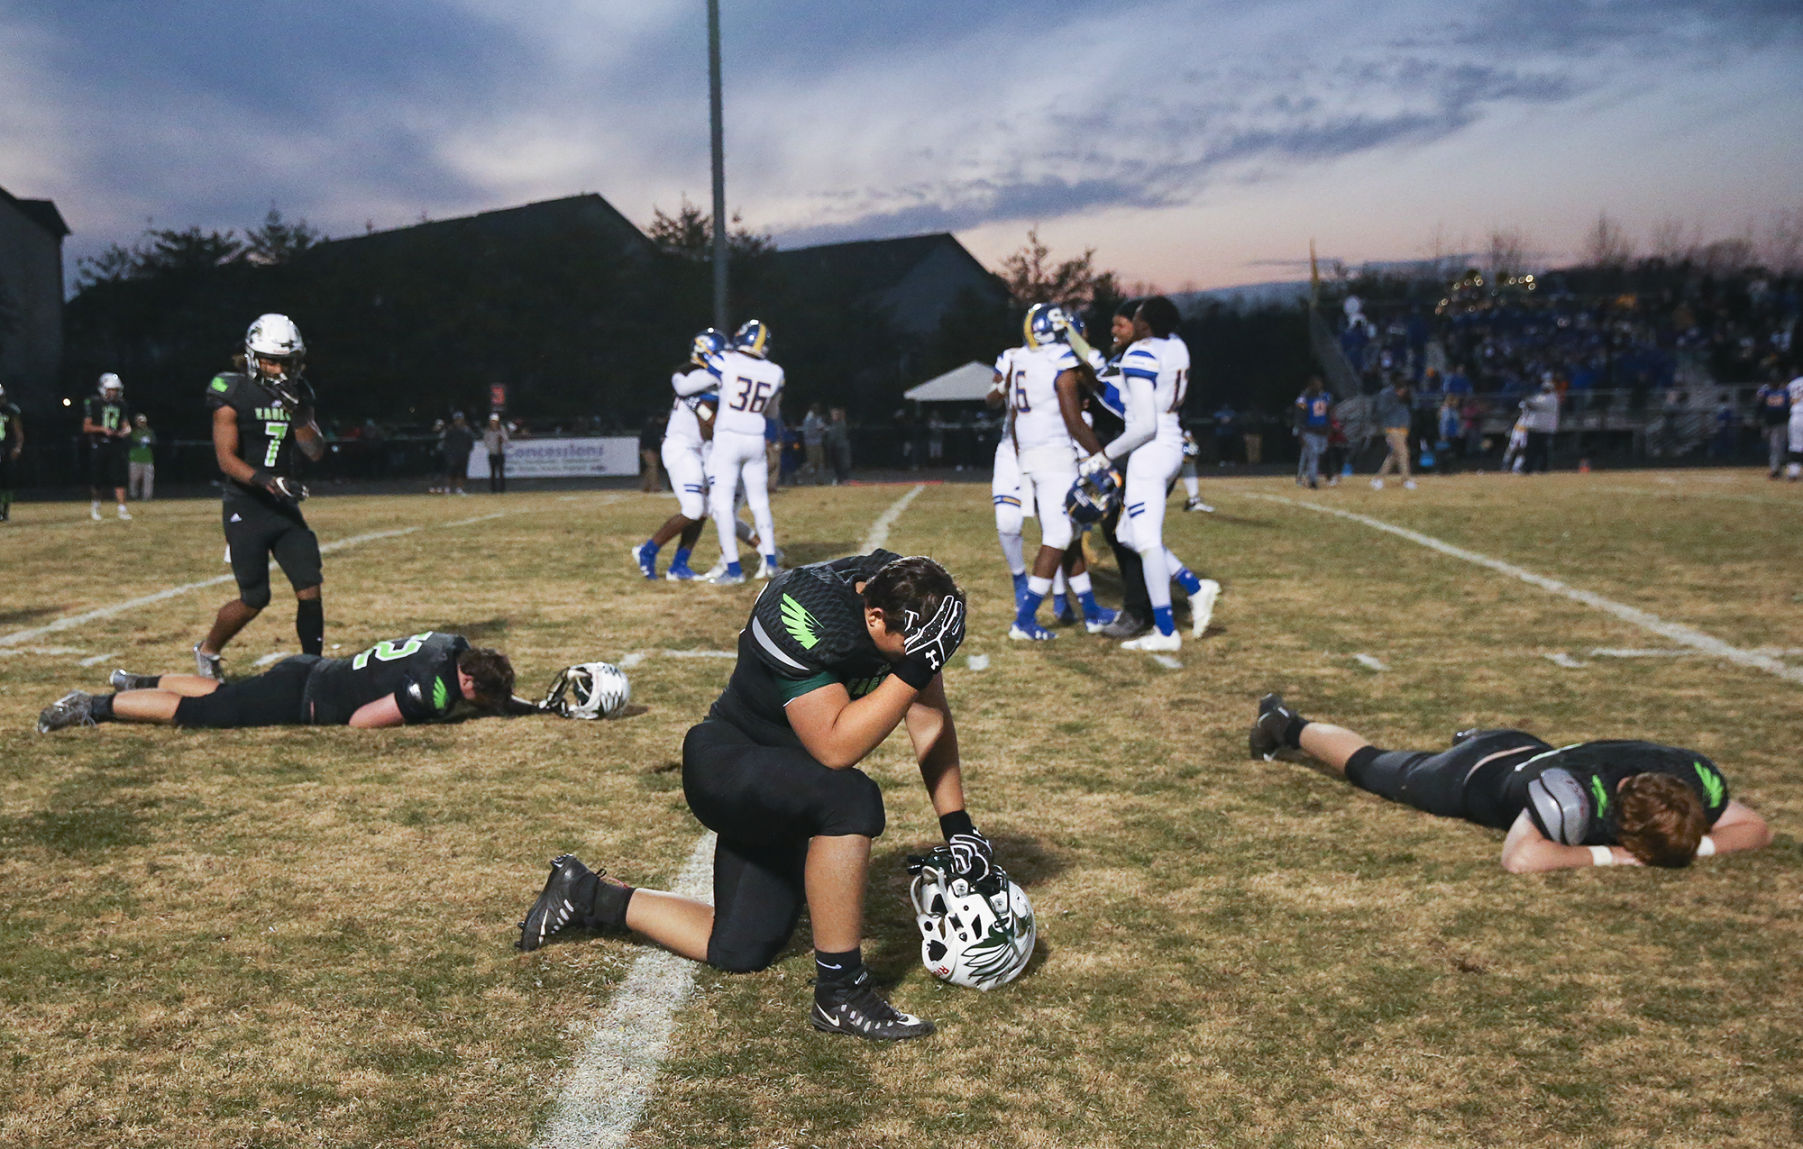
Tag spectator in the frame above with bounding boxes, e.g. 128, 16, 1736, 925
483, 413, 511, 493
639, 414, 664, 493
826, 406, 852, 484
764, 412, 784, 490
1371, 377, 1415, 490
1755, 371, 1791, 478
1294, 375, 1331, 489
802, 403, 828, 484
442, 412, 475, 495
1212, 402, 1236, 466
927, 412, 946, 465
1519, 374, 1560, 474
128, 414, 157, 501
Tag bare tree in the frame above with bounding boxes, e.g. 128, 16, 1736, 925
1760, 208, 1803, 274
1484, 227, 1531, 280
998, 227, 1111, 306
1647, 216, 1702, 264
1694, 235, 1757, 277
1581, 211, 1635, 269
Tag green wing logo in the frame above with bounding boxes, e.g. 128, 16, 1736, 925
780, 594, 821, 650
209, 376, 230, 393
1590, 775, 1609, 818
1694, 761, 1725, 807
432, 677, 450, 712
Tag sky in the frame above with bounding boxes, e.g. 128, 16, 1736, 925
5, 0, 1801, 292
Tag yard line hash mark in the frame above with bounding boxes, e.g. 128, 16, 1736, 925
1241, 493, 1803, 687
534, 483, 927, 1149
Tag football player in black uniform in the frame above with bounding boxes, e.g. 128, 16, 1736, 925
193, 315, 327, 680
83, 373, 132, 521
37, 631, 539, 732
516, 552, 991, 1042
0, 382, 22, 522
1249, 694, 1772, 871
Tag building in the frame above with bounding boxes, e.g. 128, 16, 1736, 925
0, 183, 70, 407
770, 233, 1009, 339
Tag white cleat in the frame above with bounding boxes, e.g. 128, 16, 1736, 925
1190, 579, 1220, 638
1122, 629, 1181, 652
117, 506, 132, 521
1370, 478, 1384, 490
1403, 479, 1417, 490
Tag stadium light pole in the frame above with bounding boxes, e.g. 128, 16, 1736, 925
708, 0, 729, 332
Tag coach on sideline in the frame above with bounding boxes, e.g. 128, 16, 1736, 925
1249, 693, 1771, 872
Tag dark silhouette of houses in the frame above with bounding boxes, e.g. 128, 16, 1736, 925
0, 183, 70, 407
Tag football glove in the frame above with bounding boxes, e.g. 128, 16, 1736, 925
269, 376, 316, 413
893, 593, 966, 688
1078, 451, 1112, 480
946, 829, 995, 888
269, 476, 309, 502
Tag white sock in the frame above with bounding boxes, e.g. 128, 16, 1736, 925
998, 531, 1025, 577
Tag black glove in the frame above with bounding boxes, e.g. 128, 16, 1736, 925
947, 829, 995, 887
270, 376, 315, 413
269, 475, 309, 503
892, 593, 966, 688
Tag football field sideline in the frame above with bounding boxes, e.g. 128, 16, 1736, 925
531, 483, 926, 1149
1237, 491, 1803, 687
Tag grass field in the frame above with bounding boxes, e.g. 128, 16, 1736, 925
3, 471, 1801, 1148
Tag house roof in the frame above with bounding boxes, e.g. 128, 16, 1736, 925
771, 232, 1008, 336
0, 184, 70, 238
311, 193, 653, 259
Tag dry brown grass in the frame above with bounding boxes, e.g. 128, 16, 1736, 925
2, 472, 1801, 1147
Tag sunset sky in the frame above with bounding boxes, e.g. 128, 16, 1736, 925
6, 0, 1800, 291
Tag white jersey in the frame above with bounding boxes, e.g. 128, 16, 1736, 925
1006, 342, 1082, 453
1112, 335, 1190, 454
710, 350, 784, 438
665, 367, 716, 449
1788, 377, 1803, 424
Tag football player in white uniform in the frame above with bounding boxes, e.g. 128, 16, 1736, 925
988, 344, 1033, 605
1787, 368, 1803, 481
635, 330, 724, 580
1004, 305, 1116, 640
1076, 297, 1205, 651
704, 320, 783, 584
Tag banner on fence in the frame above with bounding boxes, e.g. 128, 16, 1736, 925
467, 437, 639, 479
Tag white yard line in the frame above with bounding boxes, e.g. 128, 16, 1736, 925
0, 512, 510, 650
1544, 652, 1589, 668
1352, 653, 1389, 672
77, 651, 119, 667
1241, 493, 1803, 687
535, 483, 927, 1149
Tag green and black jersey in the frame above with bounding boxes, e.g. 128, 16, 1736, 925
708, 550, 902, 748
302, 632, 469, 726
206, 371, 302, 507
0, 401, 20, 448
1506, 741, 1731, 845
83, 395, 130, 449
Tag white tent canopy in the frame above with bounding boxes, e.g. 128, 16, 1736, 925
903, 361, 994, 403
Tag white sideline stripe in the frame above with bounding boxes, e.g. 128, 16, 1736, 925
1544, 652, 1589, 668
0, 513, 509, 650
77, 651, 119, 668
1352, 653, 1388, 671
1242, 493, 1803, 687
660, 649, 735, 660
0, 646, 87, 658
1590, 646, 1803, 659
532, 832, 717, 1149
535, 483, 927, 1149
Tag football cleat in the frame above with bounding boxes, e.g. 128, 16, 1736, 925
664, 561, 698, 581
1190, 579, 1221, 638
516, 854, 631, 952
117, 505, 132, 521
1122, 629, 1180, 652
1249, 692, 1299, 761
1098, 611, 1149, 639
1008, 620, 1056, 642
756, 557, 781, 580
1083, 606, 1120, 635
37, 691, 96, 734
632, 542, 658, 579
193, 643, 224, 682
89, 503, 102, 521
110, 669, 160, 692
706, 567, 746, 586
1183, 497, 1215, 513
810, 970, 935, 1041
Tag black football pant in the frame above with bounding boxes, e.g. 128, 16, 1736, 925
681, 719, 886, 973
1102, 499, 1150, 621
1344, 729, 1552, 830
172, 655, 320, 727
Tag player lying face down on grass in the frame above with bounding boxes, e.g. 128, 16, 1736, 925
37, 632, 541, 732
516, 552, 993, 1042
1249, 694, 1772, 872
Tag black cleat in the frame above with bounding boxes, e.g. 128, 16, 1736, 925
1249, 692, 1299, 761
516, 854, 631, 952
810, 970, 935, 1041
110, 669, 160, 692
1451, 728, 1478, 746
37, 691, 96, 734
1098, 611, 1150, 640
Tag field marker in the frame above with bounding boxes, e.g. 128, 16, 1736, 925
1352, 653, 1388, 671
77, 651, 119, 667
536, 483, 927, 1148
0, 513, 509, 650
1544, 652, 1588, 668
1243, 493, 1803, 687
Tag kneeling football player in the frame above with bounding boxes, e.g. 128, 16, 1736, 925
1249, 693, 1772, 872
37, 631, 540, 731
516, 552, 997, 1042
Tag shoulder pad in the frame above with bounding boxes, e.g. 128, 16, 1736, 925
1526, 767, 1591, 845
748, 567, 866, 677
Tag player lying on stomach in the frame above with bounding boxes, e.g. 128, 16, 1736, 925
37, 631, 541, 732
1249, 693, 1772, 872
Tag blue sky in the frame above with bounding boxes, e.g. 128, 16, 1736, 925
5, 0, 1800, 290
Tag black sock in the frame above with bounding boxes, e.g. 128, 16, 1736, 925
587, 876, 634, 930
815, 946, 864, 990
296, 599, 324, 656
91, 693, 116, 722
117, 672, 160, 691
1283, 714, 1308, 749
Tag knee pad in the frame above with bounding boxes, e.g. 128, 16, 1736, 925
239, 581, 272, 611
816, 768, 886, 839
993, 496, 1024, 536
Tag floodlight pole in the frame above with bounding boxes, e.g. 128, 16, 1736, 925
708, 0, 729, 332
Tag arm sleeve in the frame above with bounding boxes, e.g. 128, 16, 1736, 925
395, 672, 457, 724
1103, 375, 1158, 460
672, 369, 716, 398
